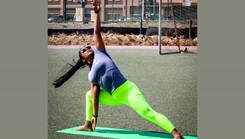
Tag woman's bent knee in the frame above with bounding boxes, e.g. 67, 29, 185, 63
86, 90, 92, 98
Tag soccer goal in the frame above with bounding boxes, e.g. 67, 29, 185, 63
158, 0, 197, 55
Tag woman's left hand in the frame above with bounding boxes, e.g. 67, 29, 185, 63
92, 0, 100, 13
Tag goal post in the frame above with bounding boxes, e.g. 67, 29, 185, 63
158, 0, 197, 55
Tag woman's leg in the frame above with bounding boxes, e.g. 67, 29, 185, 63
76, 88, 123, 131
112, 81, 176, 133
85, 89, 122, 121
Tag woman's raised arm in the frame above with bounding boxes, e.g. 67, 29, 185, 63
92, 0, 105, 51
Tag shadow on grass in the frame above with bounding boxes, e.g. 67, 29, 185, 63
160, 52, 181, 55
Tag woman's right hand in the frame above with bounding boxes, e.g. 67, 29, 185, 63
91, 116, 97, 130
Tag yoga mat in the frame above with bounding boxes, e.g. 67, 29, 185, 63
57, 126, 198, 139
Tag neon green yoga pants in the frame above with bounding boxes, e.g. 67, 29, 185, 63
85, 80, 175, 133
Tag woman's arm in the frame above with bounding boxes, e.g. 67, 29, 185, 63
90, 83, 100, 130
93, 0, 105, 51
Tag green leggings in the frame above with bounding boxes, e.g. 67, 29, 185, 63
85, 80, 175, 133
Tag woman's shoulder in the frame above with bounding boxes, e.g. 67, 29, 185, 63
94, 47, 108, 55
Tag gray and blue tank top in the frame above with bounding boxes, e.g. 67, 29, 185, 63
88, 48, 127, 94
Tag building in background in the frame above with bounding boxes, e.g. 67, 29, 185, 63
48, 0, 197, 21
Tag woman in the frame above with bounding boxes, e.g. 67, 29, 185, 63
53, 1, 184, 139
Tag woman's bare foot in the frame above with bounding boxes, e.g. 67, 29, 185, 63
171, 128, 185, 139
173, 134, 184, 139
75, 120, 93, 131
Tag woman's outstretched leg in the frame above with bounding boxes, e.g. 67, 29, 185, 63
112, 80, 184, 139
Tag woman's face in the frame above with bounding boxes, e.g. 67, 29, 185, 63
80, 46, 94, 62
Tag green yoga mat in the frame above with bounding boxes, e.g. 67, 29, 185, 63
57, 126, 198, 139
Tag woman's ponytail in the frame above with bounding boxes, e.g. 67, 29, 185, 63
52, 49, 89, 88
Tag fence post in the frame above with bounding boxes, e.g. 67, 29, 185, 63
63, 0, 67, 22
140, 17, 142, 34
189, 19, 192, 39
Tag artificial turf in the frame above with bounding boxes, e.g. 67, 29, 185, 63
48, 48, 197, 139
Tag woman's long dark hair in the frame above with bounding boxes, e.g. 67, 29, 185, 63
52, 48, 90, 88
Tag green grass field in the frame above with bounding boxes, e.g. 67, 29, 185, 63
48, 48, 197, 139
